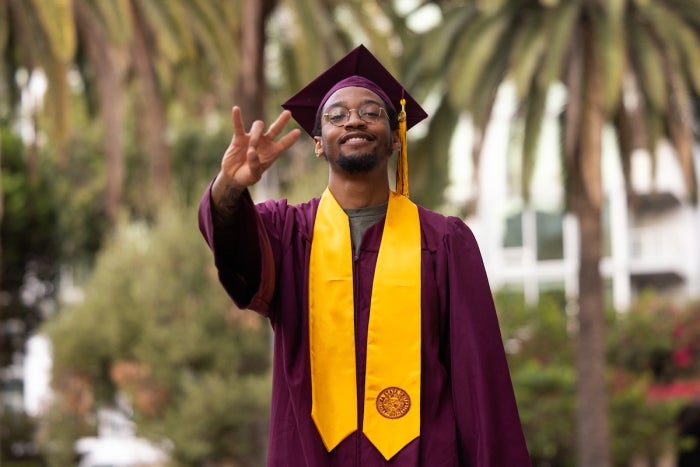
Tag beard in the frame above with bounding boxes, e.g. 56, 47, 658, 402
335, 152, 379, 174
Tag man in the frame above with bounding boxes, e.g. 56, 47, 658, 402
199, 45, 530, 466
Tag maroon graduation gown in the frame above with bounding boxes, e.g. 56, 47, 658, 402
199, 187, 531, 467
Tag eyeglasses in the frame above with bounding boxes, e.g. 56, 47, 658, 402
323, 103, 387, 127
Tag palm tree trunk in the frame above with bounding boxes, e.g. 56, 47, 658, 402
235, 0, 266, 123
575, 194, 609, 466
573, 17, 610, 467
74, 0, 127, 226
234, 0, 279, 200
0, 141, 3, 292
130, 1, 173, 213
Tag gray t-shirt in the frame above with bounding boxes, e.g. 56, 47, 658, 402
344, 202, 388, 256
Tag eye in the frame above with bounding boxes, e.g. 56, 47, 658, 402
326, 108, 349, 123
360, 104, 382, 119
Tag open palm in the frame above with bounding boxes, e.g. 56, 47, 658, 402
221, 106, 301, 191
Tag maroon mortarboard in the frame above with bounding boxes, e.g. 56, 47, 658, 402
281, 44, 428, 137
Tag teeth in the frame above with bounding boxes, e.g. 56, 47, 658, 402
346, 137, 368, 142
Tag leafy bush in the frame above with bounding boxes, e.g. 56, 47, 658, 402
40, 200, 271, 466
497, 290, 694, 466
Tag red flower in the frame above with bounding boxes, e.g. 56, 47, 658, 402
672, 347, 693, 369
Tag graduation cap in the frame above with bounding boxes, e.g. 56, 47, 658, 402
281, 44, 428, 197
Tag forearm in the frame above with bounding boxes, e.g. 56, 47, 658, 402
199, 183, 269, 312
210, 171, 246, 222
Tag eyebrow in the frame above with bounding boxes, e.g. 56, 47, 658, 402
324, 98, 384, 111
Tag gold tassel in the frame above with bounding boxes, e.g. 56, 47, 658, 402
396, 97, 409, 197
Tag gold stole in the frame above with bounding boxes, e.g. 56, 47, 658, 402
309, 188, 421, 460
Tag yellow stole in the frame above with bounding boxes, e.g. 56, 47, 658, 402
309, 188, 421, 460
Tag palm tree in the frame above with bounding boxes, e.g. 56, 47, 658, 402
0, 0, 76, 174
73, 0, 244, 220
72, 0, 130, 224
132, 0, 274, 211
0, 0, 76, 313
410, 1, 700, 465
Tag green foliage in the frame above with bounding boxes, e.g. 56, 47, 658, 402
1, 128, 60, 290
496, 291, 572, 367
51, 124, 110, 264
495, 290, 688, 466
149, 373, 269, 466
609, 372, 682, 466
511, 360, 576, 465
496, 291, 576, 464
35, 395, 96, 467
1, 127, 63, 373
0, 410, 43, 465
170, 123, 230, 206
610, 293, 700, 382
41, 200, 272, 465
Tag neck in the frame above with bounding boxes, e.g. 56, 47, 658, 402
327, 173, 390, 209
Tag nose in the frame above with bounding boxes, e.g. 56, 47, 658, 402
344, 109, 366, 127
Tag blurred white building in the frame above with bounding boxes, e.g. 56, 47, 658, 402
452, 83, 700, 310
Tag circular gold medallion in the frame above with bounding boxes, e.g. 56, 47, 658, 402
376, 386, 411, 419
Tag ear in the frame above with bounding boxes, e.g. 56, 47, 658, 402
391, 130, 401, 153
314, 136, 323, 156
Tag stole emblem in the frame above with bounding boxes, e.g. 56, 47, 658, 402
376, 386, 411, 419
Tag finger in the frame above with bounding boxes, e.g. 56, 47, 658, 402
248, 120, 265, 147
276, 128, 302, 151
231, 106, 246, 137
265, 110, 293, 139
246, 144, 261, 168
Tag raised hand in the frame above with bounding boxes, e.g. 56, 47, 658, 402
213, 106, 301, 208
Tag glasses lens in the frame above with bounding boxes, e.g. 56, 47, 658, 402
359, 104, 383, 122
324, 105, 385, 126
326, 108, 350, 126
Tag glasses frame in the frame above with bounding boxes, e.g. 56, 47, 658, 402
323, 105, 387, 127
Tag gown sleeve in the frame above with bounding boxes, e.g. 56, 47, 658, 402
445, 217, 531, 466
198, 183, 275, 316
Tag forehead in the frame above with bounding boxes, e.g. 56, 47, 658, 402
323, 86, 385, 110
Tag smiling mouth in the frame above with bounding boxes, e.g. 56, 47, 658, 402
340, 133, 375, 144
343, 137, 371, 144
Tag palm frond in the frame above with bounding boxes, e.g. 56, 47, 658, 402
29, 0, 75, 62
592, 2, 625, 113
342, 1, 395, 61
446, 5, 515, 109
183, 0, 237, 80
283, 0, 335, 86
665, 67, 696, 198
649, 2, 700, 96
628, 9, 668, 114
470, 44, 509, 130
43, 57, 71, 160
642, 102, 663, 174
404, 4, 475, 90
135, 1, 194, 63
536, 2, 579, 90
507, 8, 547, 100
88, 0, 132, 46
0, 0, 9, 57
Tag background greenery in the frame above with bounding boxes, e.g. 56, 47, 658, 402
2, 0, 700, 466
